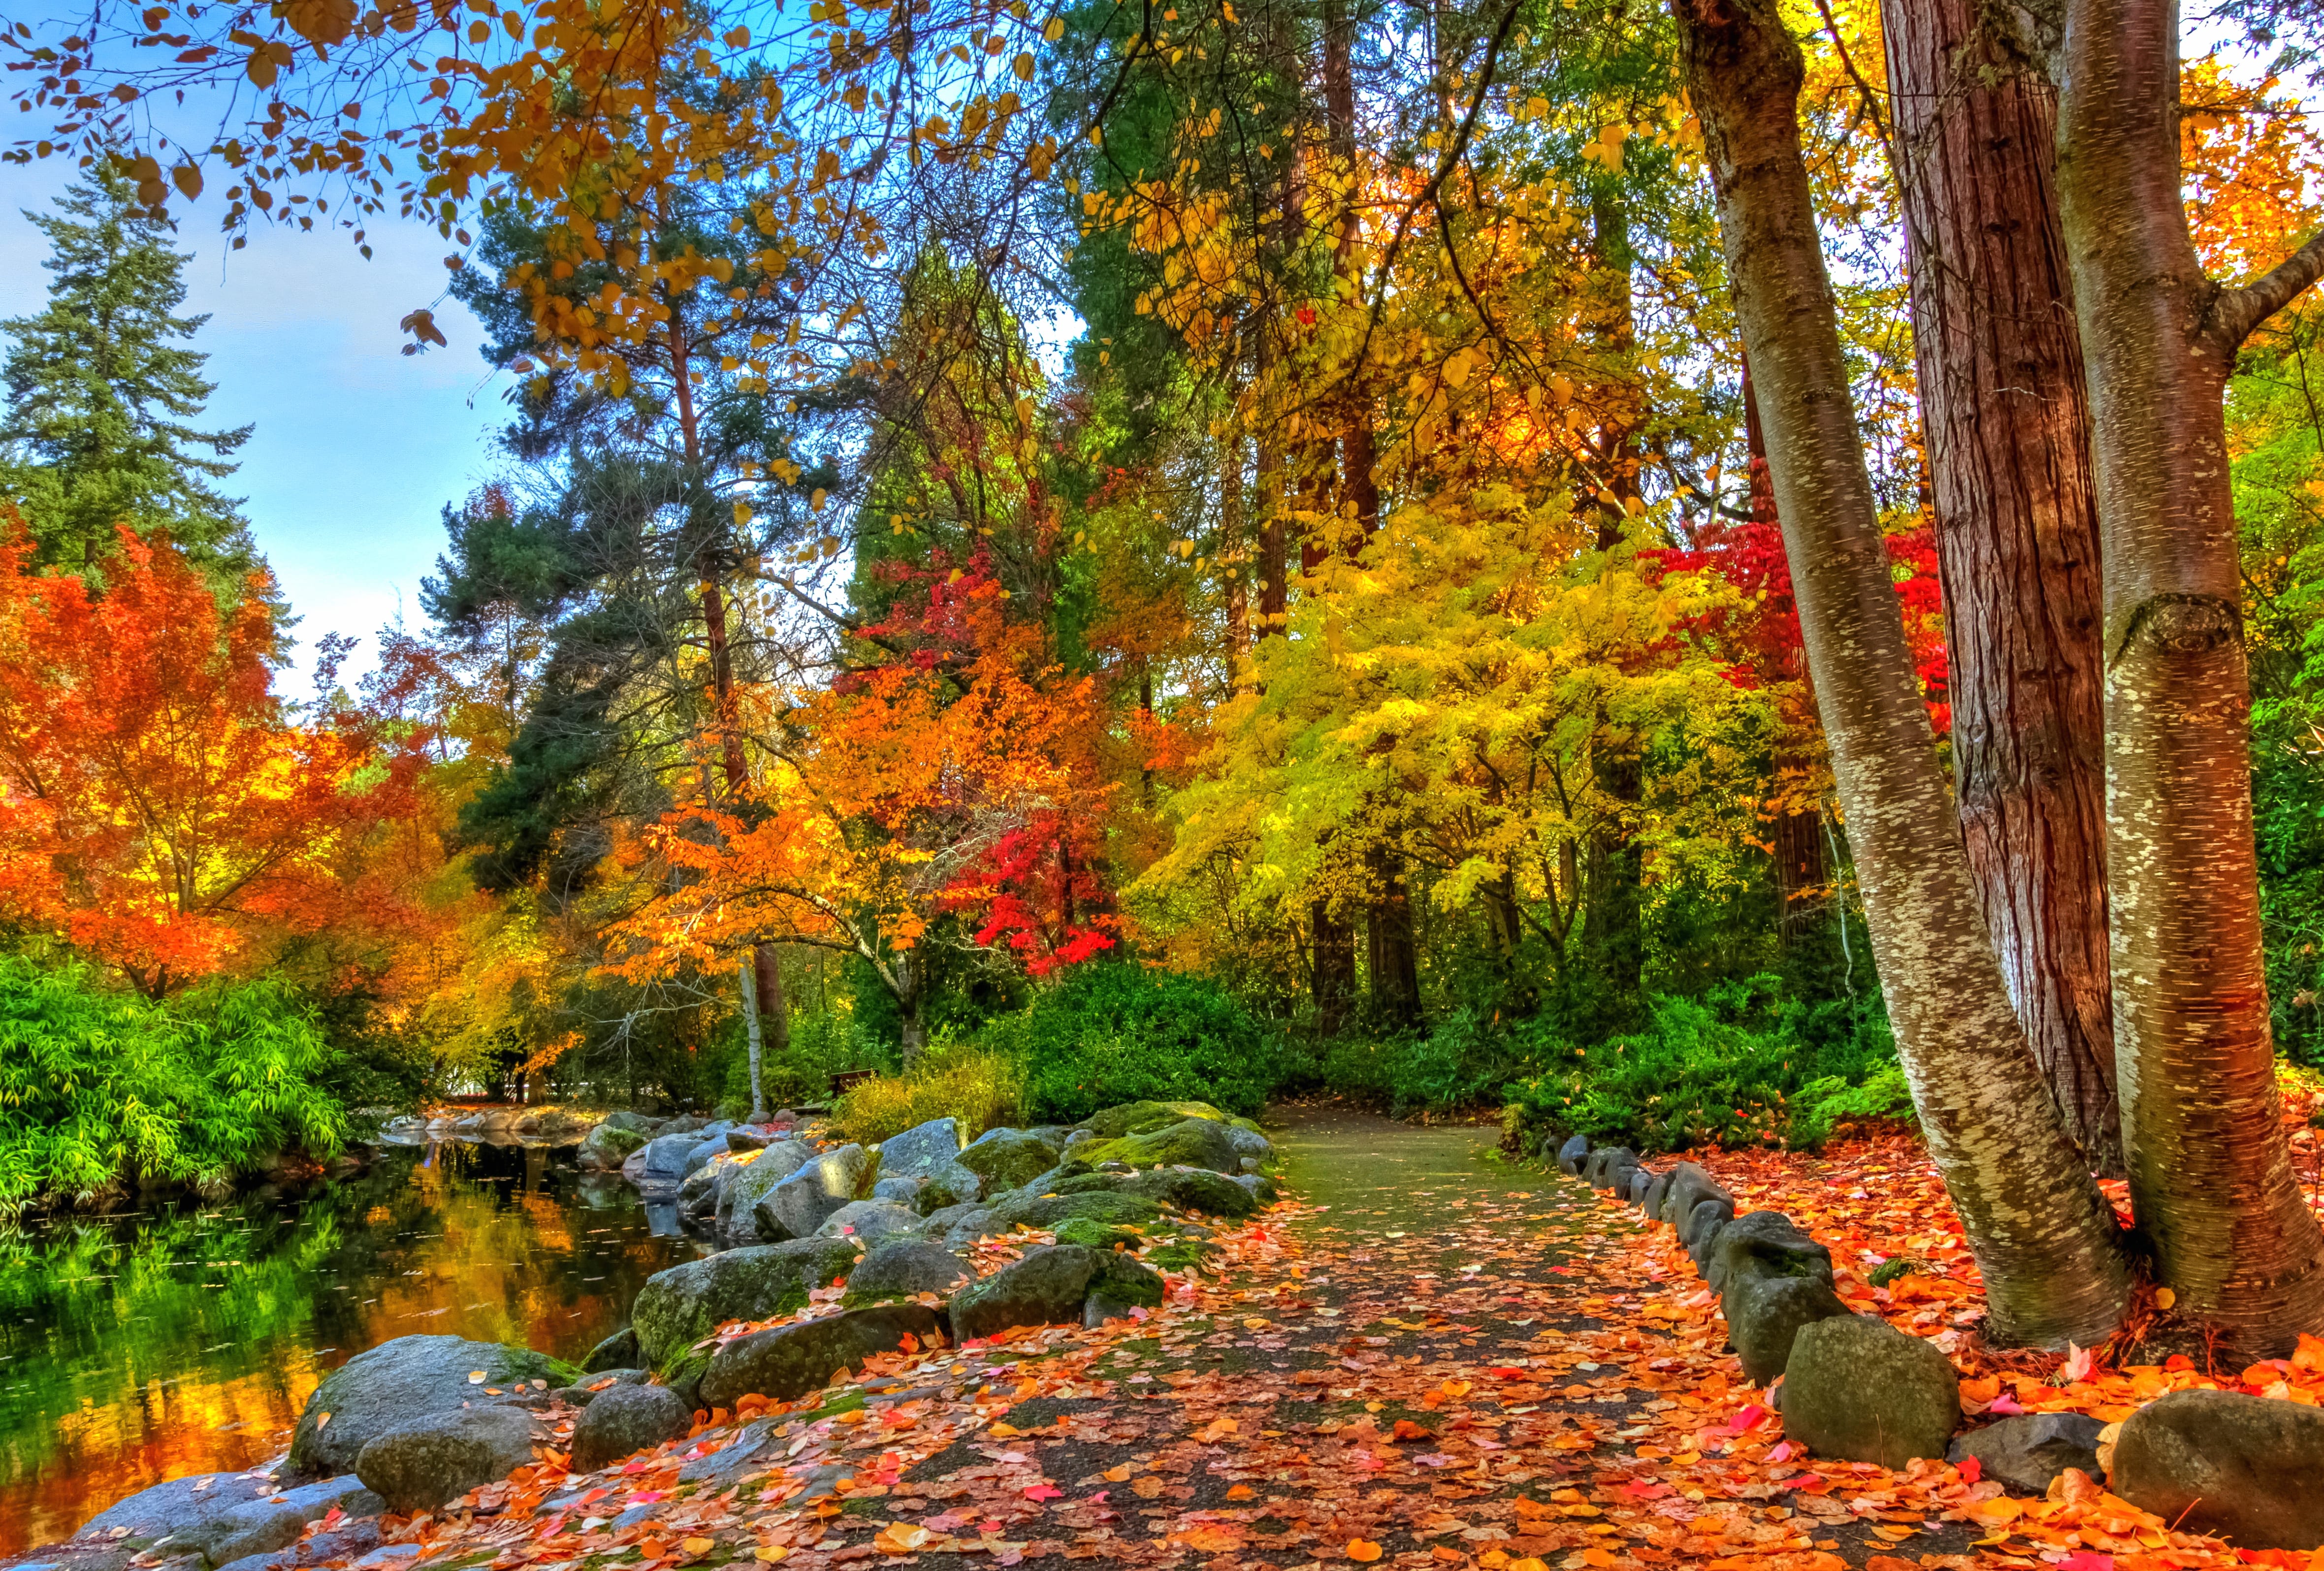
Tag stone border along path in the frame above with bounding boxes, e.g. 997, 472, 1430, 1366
22, 1109, 2294, 1571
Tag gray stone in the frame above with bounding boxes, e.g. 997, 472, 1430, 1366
958, 1128, 1065, 1191
560, 1369, 649, 1405
815, 1199, 923, 1245
1659, 1162, 1727, 1227
632, 1238, 864, 1370
1948, 1413, 2105, 1497
698, 1304, 947, 1410
1061, 1118, 1243, 1177
1085, 1291, 1145, 1328
287, 1336, 580, 1477
635, 1132, 705, 1182
1706, 1210, 1833, 1301
755, 1144, 877, 1241
576, 1120, 648, 1172
1681, 1195, 1735, 1249
1585, 1146, 1638, 1190
1726, 1274, 1851, 1385
1075, 1102, 1223, 1139
353, 1405, 544, 1514
871, 1175, 923, 1204
948, 1245, 1164, 1342
73, 1475, 306, 1564
1641, 1171, 1673, 1220
717, 1141, 814, 1245
876, 1118, 965, 1179
2112, 1387, 2324, 1548
1625, 1168, 1655, 1205
1224, 1124, 1274, 1165
987, 1189, 1164, 1232
601, 1110, 654, 1133
569, 1383, 693, 1472
1556, 1135, 1591, 1175
1053, 1166, 1261, 1218
842, 1239, 970, 1306
675, 1418, 779, 1486
582, 1326, 641, 1374
913, 1161, 983, 1213
1780, 1314, 1960, 1468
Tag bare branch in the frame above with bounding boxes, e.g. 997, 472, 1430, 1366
2208, 229, 2324, 353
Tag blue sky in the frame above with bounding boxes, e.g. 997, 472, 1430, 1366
0, 159, 504, 686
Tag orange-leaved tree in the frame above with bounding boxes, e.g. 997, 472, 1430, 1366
0, 525, 422, 996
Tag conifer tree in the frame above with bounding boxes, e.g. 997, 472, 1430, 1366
0, 169, 258, 587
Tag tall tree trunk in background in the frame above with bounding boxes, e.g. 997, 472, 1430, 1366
1365, 843, 1421, 1026
1222, 424, 1250, 685
738, 953, 767, 1121
1674, 0, 2130, 1347
1322, 0, 1381, 540
2047, 0, 2324, 1347
1883, 0, 2120, 1167
1313, 898, 1357, 1035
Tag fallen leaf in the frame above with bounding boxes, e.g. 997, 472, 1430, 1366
1348, 1541, 1383, 1563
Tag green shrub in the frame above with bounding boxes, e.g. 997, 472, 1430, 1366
1311, 1007, 1569, 1115
830, 1043, 1026, 1144
721, 1009, 897, 1111
0, 958, 348, 1214
987, 963, 1281, 1122
1788, 1065, 1917, 1147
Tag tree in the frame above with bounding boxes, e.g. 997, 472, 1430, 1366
0, 170, 258, 590
2040, 0, 2324, 1346
1671, 0, 2131, 1347
0, 526, 418, 998
1879, 0, 2120, 1167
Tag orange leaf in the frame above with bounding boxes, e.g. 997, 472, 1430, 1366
1348, 1541, 1383, 1563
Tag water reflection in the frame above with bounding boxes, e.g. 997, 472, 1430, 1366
0, 1140, 701, 1554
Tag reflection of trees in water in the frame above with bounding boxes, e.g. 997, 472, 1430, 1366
0, 1142, 692, 1552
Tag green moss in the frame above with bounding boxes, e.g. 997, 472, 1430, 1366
1054, 1216, 1141, 1250
1077, 1100, 1228, 1139
1063, 1118, 1240, 1175
1144, 1239, 1220, 1274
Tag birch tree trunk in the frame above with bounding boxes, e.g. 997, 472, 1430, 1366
2046, 0, 2324, 1346
1673, 0, 2130, 1347
1882, 0, 2121, 1167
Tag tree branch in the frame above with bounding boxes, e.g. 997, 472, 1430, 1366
2209, 228, 2324, 353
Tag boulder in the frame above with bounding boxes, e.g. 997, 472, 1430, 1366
581, 1326, 641, 1374
1055, 1166, 1260, 1218
948, 1245, 1164, 1342
841, 1239, 971, 1306
987, 1189, 1164, 1232
633, 1132, 705, 1183
1659, 1162, 1727, 1227
1586, 1147, 1639, 1190
1056, 1216, 1143, 1250
957, 1129, 1064, 1191
288, 1336, 580, 1477
2111, 1387, 2324, 1548
1949, 1413, 2105, 1497
560, 1369, 650, 1406
353, 1405, 544, 1514
1063, 1118, 1242, 1177
754, 1144, 877, 1241
876, 1118, 966, 1178
1706, 1210, 1833, 1301
717, 1141, 814, 1245
1077, 1101, 1228, 1139
913, 1161, 983, 1213
1681, 1195, 1735, 1250
815, 1199, 923, 1245
576, 1121, 648, 1172
1556, 1135, 1591, 1175
632, 1238, 864, 1370
1224, 1124, 1274, 1167
569, 1383, 694, 1472
71, 1473, 377, 1564
1780, 1314, 1960, 1468
1640, 1170, 1673, 1220
872, 1175, 923, 1205
601, 1110, 655, 1133
1726, 1274, 1851, 1385
697, 1304, 947, 1410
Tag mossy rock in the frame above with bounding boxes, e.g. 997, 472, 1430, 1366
632, 1237, 864, 1371
698, 1303, 946, 1410
288, 1335, 581, 1477
956, 1129, 1061, 1191
948, 1245, 1164, 1340
988, 1189, 1164, 1230
1062, 1117, 1242, 1176
1052, 1166, 1261, 1218
1144, 1238, 1222, 1274
1055, 1216, 1143, 1250
1077, 1100, 1229, 1139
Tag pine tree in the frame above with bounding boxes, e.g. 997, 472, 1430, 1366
0, 169, 258, 587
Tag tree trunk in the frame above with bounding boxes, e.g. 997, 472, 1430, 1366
2047, 0, 2324, 1347
1674, 0, 2130, 1347
1883, 0, 2121, 1167
1222, 425, 1250, 685
1365, 843, 1421, 1026
755, 944, 790, 1057
1313, 898, 1357, 1035
738, 952, 767, 1121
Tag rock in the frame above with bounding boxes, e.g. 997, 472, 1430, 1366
957, 1129, 1064, 1191
1781, 1315, 1960, 1468
1077, 1101, 1228, 1139
675, 1418, 780, 1486
913, 1161, 983, 1213
876, 1118, 965, 1178
1556, 1135, 1591, 1175
1949, 1413, 2105, 1497
602, 1110, 655, 1133
755, 1144, 877, 1241
288, 1336, 580, 1477
1681, 1195, 1735, 1250
1659, 1162, 1727, 1227
1706, 1210, 1832, 1301
815, 1199, 923, 1245
841, 1239, 970, 1306
717, 1142, 814, 1245
1583, 1146, 1638, 1190
632, 1238, 864, 1370
1224, 1124, 1274, 1165
872, 1175, 923, 1204
724, 1127, 777, 1153
569, 1383, 694, 1472
2111, 1387, 2324, 1548
948, 1245, 1164, 1341
1626, 1168, 1656, 1205
987, 1189, 1164, 1232
581, 1327, 641, 1374
1056, 1216, 1142, 1250
684, 1135, 729, 1176
1641, 1170, 1673, 1219
209, 1511, 383, 1571
576, 1121, 648, 1172
1063, 1118, 1243, 1177
1084, 1289, 1146, 1327
353, 1406, 544, 1514
560, 1369, 650, 1406
1055, 1167, 1261, 1218
1726, 1274, 1851, 1385
698, 1304, 947, 1410
69, 1472, 350, 1565
633, 1132, 706, 1183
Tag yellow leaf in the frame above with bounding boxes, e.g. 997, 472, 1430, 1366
1102, 1465, 1132, 1482
810, 488, 828, 513
468, 1370, 486, 1383
1443, 350, 1472, 389
171, 164, 202, 201
2154, 1286, 2176, 1310
733, 500, 754, 525
1013, 51, 1035, 81
1044, 16, 1065, 39
682, 1539, 716, 1558
752, 1549, 790, 1563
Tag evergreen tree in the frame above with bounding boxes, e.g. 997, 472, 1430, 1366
0, 169, 258, 587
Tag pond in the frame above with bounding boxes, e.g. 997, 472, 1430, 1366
0, 1139, 701, 1555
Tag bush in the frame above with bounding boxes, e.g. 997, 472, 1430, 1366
721, 1010, 896, 1112
1501, 984, 1898, 1155
1310, 1007, 1569, 1115
0, 958, 348, 1214
829, 1043, 1026, 1144
987, 963, 1283, 1122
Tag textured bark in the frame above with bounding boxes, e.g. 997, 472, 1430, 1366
1675, 0, 2129, 1347
1222, 427, 1250, 683
2048, 0, 2324, 1347
739, 953, 767, 1121
1313, 899, 1357, 1035
1744, 362, 1829, 947
1883, 0, 2120, 1167
1365, 844, 1421, 1026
